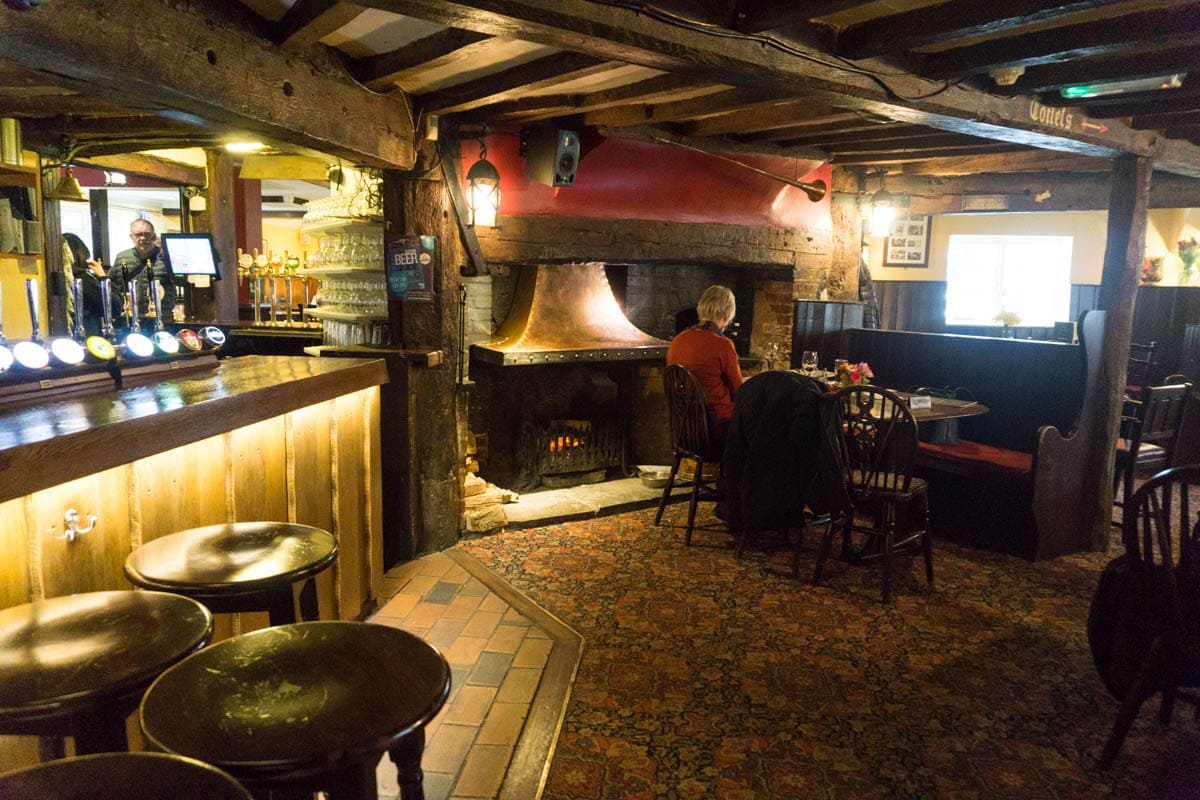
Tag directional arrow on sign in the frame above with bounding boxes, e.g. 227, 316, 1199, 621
1081, 120, 1110, 134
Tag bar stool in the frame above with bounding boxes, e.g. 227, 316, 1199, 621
0, 591, 212, 762
0, 752, 251, 799
124, 522, 338, 626
141, 621, 451, 800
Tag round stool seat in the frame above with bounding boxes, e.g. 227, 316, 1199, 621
141, 621, 450, 799
0, 591, 212, 756
124, 522, 338, 625
0, 752, 251, 799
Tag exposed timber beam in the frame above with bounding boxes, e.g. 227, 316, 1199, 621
0, 93, 130, 117
835, 1, 1128, 60
354, 29, 491, 90
997, 45, 1200, 95
733, 1, 865, 33
921, 7, 1200, 80
274, 0, 366, 52
832, 145, 1029, 165
604, 125, 828, 163
587, 88, 778, 128
895, 150, 1108, 175
683, 100, 844, 137
74, 154, 208, 187
353, 0, 1200, 177
459, 76, 725, 124
1, 0, 415, 168
417, 53, 613, 115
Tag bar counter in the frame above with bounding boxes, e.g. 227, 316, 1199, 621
0, 356, 389, 623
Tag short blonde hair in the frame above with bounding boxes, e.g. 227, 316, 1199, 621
697, 285, 735, 324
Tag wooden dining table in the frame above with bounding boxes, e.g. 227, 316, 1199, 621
798, 371, 990, 424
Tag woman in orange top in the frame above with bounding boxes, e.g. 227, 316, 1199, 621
666, 285, 744, 449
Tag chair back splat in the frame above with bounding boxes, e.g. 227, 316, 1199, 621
1091, 465, 1200, 768
654, 364, 722, 545
812, 385, 932, 603
1114, 382, 1192, 525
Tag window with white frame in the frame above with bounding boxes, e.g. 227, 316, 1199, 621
944, 234, 1073, 328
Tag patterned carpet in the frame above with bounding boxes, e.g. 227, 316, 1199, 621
462, 506, 1200, 800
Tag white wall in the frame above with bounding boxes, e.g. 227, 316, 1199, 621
868, 210, 1108, 283
868, 208, 1200, 287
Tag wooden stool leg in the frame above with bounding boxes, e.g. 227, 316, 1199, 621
388, 728, 427, 800
265, 587, 299, 627
297, 578, 320, 622
71, 702, 131, 755
325, 760, 381, 800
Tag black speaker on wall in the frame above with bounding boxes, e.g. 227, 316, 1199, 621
523, 128, 580, 187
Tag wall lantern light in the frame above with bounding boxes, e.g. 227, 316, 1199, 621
868, 172, 897, 237
465, 131, 500, 228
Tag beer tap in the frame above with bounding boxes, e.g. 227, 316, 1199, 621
84, 278, 116, 362
123, 277, 154, 358
251, 249, 263, 326
72, 279, 85, 342
12, 279, 50, 369
149, 281, 179, 354
99, 279, 115, 341
0, 282, 12, 372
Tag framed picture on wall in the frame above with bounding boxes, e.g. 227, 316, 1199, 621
883, 214, 931, 267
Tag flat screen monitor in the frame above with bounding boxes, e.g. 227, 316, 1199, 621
160, 233, 221, 280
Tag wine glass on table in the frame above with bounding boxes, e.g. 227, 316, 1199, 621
800, 350, 819, 376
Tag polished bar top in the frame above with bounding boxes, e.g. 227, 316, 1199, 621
0, 355, 389, 503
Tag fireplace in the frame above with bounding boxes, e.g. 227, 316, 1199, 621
469, 262, 669, 491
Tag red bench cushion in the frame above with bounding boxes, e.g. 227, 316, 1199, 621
917, 439, 1033, 475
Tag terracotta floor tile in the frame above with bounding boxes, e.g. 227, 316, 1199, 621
460, 610, 503, 639
425, 618, 470, 650
484, 624, 528, 655
444, 593, 486, 620
500, 607, 530, 626
445, 635, 489, 668
444, 565, 471, 582
453, 745, 513, 798
443, 685, 498, 726
423, 723, 479, 774
459, 577, 490, 597
417, 771, 457, 800
511, 636, 553, 669
475, 702, 529, 746
495, 668, 542, 704
415, 554, 456, 578
478, 593, 509, 613
398, 574, 440, 598
466, 652, 513, 687
525, 626, 551, 640
374, 592, 419, 619
404, 601, 447, 629
424, 580, 463, 604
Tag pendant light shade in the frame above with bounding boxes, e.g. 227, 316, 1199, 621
869, 186, 897, 237
47, 166, 88, 203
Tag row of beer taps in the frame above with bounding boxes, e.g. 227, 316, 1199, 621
236, 249, 315, 328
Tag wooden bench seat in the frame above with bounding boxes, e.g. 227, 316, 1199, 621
917, 440, 1034, 476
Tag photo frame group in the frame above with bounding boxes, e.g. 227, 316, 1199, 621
883, 214, 931, 267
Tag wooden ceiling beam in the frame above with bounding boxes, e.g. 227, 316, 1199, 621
921, 6, 1200, 79
0, 0, 414, 168
732, 1, 865, 33
74, 153, 208, 187
835, 0, 1127, 61
460, 75, 724, 123
586, 88, 779, 128
603, 124, 828, 163
772, 124, 943, 148
683, 99, 843, 137
829, 134, 1007, 154
895, 150, 1107, 176
417, 53, 613, 115
0, 93, 131, 117
273, 0, 366, 52
353, 28, 491, 90
833, 144, 1031, 165
740, 118, 904, 144
1083, 88, 1200, 119
996, 45, 1200, 95
357, 0, 1200, 176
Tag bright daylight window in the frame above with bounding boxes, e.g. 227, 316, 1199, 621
944, 234, 1073, 328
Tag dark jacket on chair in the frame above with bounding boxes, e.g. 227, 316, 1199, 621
722, 371, 849, 532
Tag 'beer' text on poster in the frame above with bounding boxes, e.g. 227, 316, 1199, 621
385, 235, 435, 302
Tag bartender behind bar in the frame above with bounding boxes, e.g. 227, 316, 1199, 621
111, 218, 180, 326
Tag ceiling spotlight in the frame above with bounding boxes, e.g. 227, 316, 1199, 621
224, 141, 265, 153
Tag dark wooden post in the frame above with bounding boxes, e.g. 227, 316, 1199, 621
1033, 154, 1151, 556
828, 166, 863, 302
201, 149, 238, 324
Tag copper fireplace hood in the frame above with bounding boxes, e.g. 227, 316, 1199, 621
471, 263, 669, 366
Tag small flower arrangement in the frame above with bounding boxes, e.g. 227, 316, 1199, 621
993, 309, 1022, 328
1179, 237, 1200, 273
837, 361, 873, 386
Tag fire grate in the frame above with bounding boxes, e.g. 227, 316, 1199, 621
515, 417, 626, 491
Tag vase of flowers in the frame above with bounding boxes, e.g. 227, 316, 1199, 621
993, 309, 1021, 338
1179, 237, 1199, 283
836, 361, 873, 386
